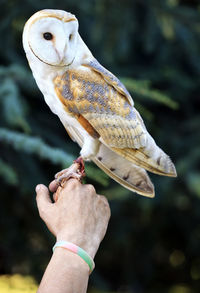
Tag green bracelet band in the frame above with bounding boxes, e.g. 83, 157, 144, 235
53, 241, 95, 273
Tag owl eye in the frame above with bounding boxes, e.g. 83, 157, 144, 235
69, 34, 73, 41
43, 32, 53, 40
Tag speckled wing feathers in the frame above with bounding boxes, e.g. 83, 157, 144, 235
83, 59, 134, 107
54, 59, 147, 149
53, 58, 176, 178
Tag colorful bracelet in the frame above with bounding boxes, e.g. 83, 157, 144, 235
53, 240, 95, 273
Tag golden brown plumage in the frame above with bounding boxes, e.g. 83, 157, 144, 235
54, 59, 176, 177
54, 60, 146, 149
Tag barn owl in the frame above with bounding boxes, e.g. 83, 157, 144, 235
22, 9, 176, 198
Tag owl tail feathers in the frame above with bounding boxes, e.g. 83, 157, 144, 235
111, 146, 177, 178
65, 125, 154, 197
93, 144, 155, 197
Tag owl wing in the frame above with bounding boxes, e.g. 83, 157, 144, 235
54, 60, 176, 177
65, 125, 155, 197
54, 60, 147, 150
83, 59, 134, 107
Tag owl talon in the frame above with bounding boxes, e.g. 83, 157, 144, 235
74, 156, 85, 176
55, 172, 82, 187
55, 157, 85, 186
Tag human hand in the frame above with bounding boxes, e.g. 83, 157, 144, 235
35, 179, 111, 258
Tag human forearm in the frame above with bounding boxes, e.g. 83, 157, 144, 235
35, 180, 110, 293
37, 248, 89, 293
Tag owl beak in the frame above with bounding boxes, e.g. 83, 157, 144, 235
53, 47, 63, 65
55, 42, 74, 66
57, 43, 68, 65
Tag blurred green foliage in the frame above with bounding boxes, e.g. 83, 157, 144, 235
0, 0, 200, 292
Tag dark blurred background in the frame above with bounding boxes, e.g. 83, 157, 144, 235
0, 0, 200, 292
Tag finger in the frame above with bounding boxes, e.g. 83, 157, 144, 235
49, 180, 59, 193
35, 184, 53, 215
55, 179, 81, 202
53, 192, 57, 202
62, 178, 82, 190
53, 186, 61, 202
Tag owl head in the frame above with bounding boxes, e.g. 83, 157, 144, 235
23, 9, 80, 67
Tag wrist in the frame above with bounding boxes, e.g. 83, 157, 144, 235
53, 240, 95, 273
56, 232, 98, 258
53, 245, 90, 273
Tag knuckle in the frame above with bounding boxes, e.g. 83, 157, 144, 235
67, 179, 80, 189
85, 184, 96, 194
99, 195, 108, 205
99, 195, 111, 217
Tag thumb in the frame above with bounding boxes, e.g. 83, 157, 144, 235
35, 184, 53, 218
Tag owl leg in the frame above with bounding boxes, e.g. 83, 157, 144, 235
55, 157, 85, 186
80, 136, 100, 161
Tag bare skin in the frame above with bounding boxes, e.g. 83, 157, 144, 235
35, 179, 111, 293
